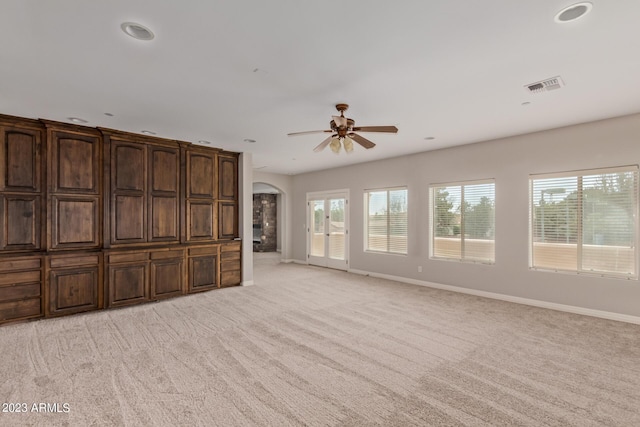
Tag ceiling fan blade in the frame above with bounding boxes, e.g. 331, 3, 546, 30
313, 135, 334, 152
332, 115, 347, 127
349, 133, 376, 149
352, 125, 398, 133
287, 130, 332, 136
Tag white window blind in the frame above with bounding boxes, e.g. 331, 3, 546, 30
365, 187, 408, 254
431, 180, 495, 263
530, 166, 638, 278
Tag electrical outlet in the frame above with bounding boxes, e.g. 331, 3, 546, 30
418, 266, 422, 273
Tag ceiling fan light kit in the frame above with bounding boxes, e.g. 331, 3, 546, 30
288, 104, 398, 154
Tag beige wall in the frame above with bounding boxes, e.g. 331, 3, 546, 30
290, 112, 640, 317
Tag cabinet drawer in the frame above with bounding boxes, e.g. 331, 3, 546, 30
220, 270, 241, 287
0, 270, 41, 286
220, 260, 240, 272
220, 250, 240, 261
220, 242, 241, 252
107, 252, 149, 264
0, 282, 41, 301
50, 254, 100, 268
0, 298, 41, 321
188, 246, 218, 256
150, 249, 185, 260
0, 258, 41, 272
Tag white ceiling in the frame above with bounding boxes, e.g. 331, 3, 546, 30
2, 1, 640, 175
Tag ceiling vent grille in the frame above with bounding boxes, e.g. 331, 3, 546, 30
525, 76, 564, 94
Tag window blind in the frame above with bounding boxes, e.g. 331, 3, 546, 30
530, 166, 638, 278
365, 188, 408, 254
431, 180, 495, 263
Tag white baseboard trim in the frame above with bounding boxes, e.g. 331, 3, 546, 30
348, 268, 640, 325
291, 259, 308, 265
241, 280, 255, 286
281, 259, 294, 264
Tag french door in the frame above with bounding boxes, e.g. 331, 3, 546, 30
307, 191, 349, 270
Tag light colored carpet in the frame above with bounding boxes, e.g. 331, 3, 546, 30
1, 252, 640, 426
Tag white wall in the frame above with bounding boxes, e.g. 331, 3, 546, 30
291, 113, 640, 318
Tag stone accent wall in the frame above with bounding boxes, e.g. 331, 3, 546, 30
253, 193, 277, 252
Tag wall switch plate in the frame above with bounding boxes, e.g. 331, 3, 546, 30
418, 266, 422, 273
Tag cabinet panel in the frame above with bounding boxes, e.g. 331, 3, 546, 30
48, 268, 99, 315
108, 263, 148, 307
218, 155, 237, 200
114, 143, 146, 191
51, 135, 100, 194
2, 129, 40, 191
150, 196, 178, 240
189, 255, 218, 292
0, 299, 41, 322
187, 200, 215, 240
50, 196, 100, 249
2, 196, 39, 249
218, 201, 238, 239
187, 151, 215, 198
114, 195, 145, 242
150, 258, 183, 299
150, 148, 178, 192
0, 254, 43, 324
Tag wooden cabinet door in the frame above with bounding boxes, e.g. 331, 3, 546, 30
47, 127, 101, 251
49, 131, 100, 195
218, 201, 238, 239
148, 146, 179, 242
110, 141, 147, 244
150, 257, 183, 299
47, 254, 102, 316
186, 150, 215, 199
108, 262, 148, 307
0, 125, 42, 193
218, 154, 237, 200
187, 246, 219, 293
0, 123, 44, 252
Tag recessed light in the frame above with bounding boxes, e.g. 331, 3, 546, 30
554, 2, 593, 23
522, 101, 531, 106
121, 22, 155, 41
198, 140, 212, 145
424, 136, 435, 140
244, 139, 256, 143
104, 112, 114, 117
68, 117, 88, 124
141, 130, 156, 135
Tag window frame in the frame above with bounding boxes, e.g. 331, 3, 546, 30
363, 186, 408, 255
529, 165, 639, 279
429, 178, 496, 264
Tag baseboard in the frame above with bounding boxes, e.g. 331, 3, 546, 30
281, 259, 294, 264
241, 280, 255, 286
291, 259, 308, 265
348, 268, 640, 325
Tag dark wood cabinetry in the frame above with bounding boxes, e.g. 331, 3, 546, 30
220, 241, 241, 287
106, 247, 186, 307
218, 154, 239, 239
103, 131, 181, 247
0, 114, 241, 326
187, 245, 219, 292
46, 253, 102, 316
46, 123, 102, 251
0, 118, 44, 252
185, 148, 217, 242
0, 256, 43, 323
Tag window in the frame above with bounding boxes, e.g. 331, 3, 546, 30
430, 180, 495, 263
530, 166, 638, 278
365, 187, 408, 254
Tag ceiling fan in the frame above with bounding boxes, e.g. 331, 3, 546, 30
287, 104, 398, 153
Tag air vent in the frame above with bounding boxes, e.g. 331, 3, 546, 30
525, 76, 565, 94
